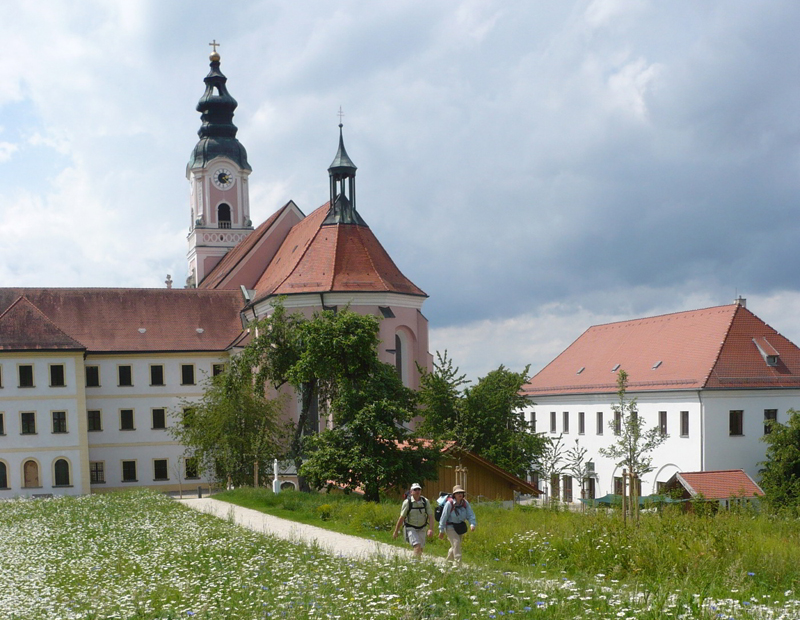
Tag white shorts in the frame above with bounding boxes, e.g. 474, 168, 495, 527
404, 526, 427, 548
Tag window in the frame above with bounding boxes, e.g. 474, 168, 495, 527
587, 477, 596, 500
50, 364, 66, 387
562, 411, 570, 434
659, 411, 667, 437
182, 407, 195, 428
86, 366, 100, 387
121, 460, 137, 482
90, 461, 105, 484
120, 409, 135, 431
118, 365, 133, 387
530, 412, 536, 433
563, 475, 573, 502
23, 460, 40, 487
614, 476, 623, 495
0, 461, 7, 488
217, 203, 232, 228
181, 364, 195, 386
152, 408, 166, 430
87, 410, 102, 432
212, 363, 225, 377
150, 365, 165, 386
185, 457, 199, 479
54, 459, 70, 486
729, 410, 744, 436
656, 481, 666, 494
394, 334, 403, 380
21, 412, 36, 434
19, 365, 34, 388
680, 411, 689, 437
614, 411, 621, 435
550, 474, 560, 501
0, 412, 4, 435
596, 411, 603, 435
52, 411, 67, 434
153, 459, 169, 481
550, 411, 556, 433
764, 409, 778, 435
578, 411, 585, 435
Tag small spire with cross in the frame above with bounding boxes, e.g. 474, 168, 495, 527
337, 106, 345, 128
209, 39, 221, 61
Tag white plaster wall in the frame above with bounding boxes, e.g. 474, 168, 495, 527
83, 353, 226, 491
526, 390, 704, 502
0, 353, 88, 496
699, 390, 800, 480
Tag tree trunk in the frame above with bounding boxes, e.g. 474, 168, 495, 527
291, 380, 317, 493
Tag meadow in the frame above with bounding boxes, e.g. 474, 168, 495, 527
0, 489, 797, 619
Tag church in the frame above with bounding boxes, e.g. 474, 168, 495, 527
0, 49, 431, 497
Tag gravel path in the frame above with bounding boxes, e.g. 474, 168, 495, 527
178, 497, 427, 562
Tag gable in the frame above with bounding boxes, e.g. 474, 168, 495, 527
0, 296, 86, 351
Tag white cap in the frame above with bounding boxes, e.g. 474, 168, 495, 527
410, 483, 422, 490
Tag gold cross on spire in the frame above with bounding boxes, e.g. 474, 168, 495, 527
209, 39, 220, 53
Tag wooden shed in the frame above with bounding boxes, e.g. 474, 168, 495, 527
418, 444, 540, 501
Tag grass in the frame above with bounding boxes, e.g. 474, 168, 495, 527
0, 489, 798, 619
218, 487, 800, 602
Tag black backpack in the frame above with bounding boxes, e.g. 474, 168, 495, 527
434, 493, 452, 522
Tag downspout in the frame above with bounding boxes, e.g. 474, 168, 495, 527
698, 390, 704, 471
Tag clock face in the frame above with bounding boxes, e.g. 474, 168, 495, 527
212, 167, 235, 190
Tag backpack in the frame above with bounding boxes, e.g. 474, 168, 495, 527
434, 493, 452, 522
403, 496, 429, 529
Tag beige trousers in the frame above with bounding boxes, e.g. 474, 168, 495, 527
445, 526, 463, 564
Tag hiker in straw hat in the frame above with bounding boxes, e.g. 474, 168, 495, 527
437, 484, 476, 565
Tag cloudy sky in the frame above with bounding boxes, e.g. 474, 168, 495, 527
2, 1, 800, 381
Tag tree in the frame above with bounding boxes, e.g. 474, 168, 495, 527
759, 409, 800, 510
565, 438, 589, 502
169, 368, 289, 488
599, 370, 666, 503
418, 355, 544, 478
301, 362, 441, 502
235, 301, 441, 499
532, 433, 566, 504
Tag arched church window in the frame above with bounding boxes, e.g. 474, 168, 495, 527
23, 460, 39, 488
54, 458, 70, 487
0, 461, 7, 488
395, 332, 409, 386
218, 203, 232, 229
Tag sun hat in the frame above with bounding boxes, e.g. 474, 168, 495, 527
410, 483, 422, 490
452, 485, 466, 494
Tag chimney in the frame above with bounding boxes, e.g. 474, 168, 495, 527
734, 295, 746, 308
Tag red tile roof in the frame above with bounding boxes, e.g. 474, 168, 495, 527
251, 203, 426, 304
199, 201, 302, 290
672, 470, 764, 499
0, 289, 245, 353
0, 296, 86, 351
523, 304, 800, 396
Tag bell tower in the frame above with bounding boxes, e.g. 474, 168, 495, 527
186, 42, 254, 287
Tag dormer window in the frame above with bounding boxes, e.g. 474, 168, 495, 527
753, 337, 780, 367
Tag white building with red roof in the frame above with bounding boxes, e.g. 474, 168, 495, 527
523, 300, 800, 503
0, 50, 430, 497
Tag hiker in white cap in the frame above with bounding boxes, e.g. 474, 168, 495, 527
392, 483, 434, 559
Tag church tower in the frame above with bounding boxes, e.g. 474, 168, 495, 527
186, 44, 254, 287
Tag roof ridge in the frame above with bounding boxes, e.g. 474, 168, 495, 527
355, 225, 390, 292
271, 202, 331, 296
201, 201, 296, 288
591, 303, 738, 330
703, 304, 745, 388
